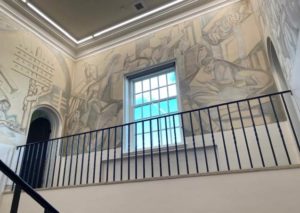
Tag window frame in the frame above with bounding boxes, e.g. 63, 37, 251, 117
124, 60, 182, 151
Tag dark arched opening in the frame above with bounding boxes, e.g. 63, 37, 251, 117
21, 117, 51, 188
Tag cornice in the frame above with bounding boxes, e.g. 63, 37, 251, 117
0, 0, 241, 60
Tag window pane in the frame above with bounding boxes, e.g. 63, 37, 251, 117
142, 105, 151, 118
144, 121, 150, 133
159, 87, 168, 99
135, 81, 142, 94
145, 133, 151, 148
174, 115, 181, 127
167, 72, 176, 85
151, 89, 159, 101
159, 101, 168, 115
143, 79, 150, 91
151, 119, 158, 131
151, 103, 159, 117
168, 85, 177, 97
137, 134, 143, 150
152, 131, 159, 147
143, 91, 151, 103
169, 98, 178, 113
136, 122, 142, 134
150, 77, 158, 89
134, 107, 142, 120
135, 93, 143, 105
159, 74, 167, 87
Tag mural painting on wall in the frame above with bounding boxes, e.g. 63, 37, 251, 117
0, 12, 71, 145
253, 0, 300, 79
68, 1, 278, 152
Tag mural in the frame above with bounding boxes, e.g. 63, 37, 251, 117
0, 12, 72, 146
69, 1, 277, 150
251, 0, 300, 79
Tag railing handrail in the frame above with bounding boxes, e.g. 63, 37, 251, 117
0, 160, 59, 213
17, 90, 292, 148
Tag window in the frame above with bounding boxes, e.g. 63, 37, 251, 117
127, 63, 182, 150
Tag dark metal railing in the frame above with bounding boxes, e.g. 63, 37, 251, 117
0, 160, 58, 213
9, 90, 300, 189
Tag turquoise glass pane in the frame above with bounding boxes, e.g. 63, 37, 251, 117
136, 122, 142, 134
174, 115, 180, 127
135, 93, 143, 105
143, 105, 151, 118
151, 119, 158, 131
169, 98, 178, 113
159, 101, 168, 115
136, 134, 143, 150
151, 103, 159, 117
134, 107, 142, 120
167, 72, 176, 84
152, 131, 159, 147
144, 121, 150, 133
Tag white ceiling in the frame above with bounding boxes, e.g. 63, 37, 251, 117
1, 0, 232, 58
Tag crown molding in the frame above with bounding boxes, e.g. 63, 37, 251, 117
1, 0, 241, 60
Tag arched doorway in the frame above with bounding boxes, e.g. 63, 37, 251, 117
24, 117, 51, 188
21, 107, 61, 188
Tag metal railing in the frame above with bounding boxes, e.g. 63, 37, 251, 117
10, 90, 300, 189
0, 160, 58, 213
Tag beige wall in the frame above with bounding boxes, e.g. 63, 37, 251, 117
1, 167, 300, 213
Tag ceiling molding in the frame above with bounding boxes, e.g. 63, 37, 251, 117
1, 0, 241, 60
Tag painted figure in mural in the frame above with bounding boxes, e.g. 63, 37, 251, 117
202, 4, 251, 45
0, 99, 19, 130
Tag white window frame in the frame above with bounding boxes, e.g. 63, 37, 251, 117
123, 60, 182, 152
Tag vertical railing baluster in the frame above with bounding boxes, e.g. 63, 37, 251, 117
172, 115, 180, 175
51, 140, 59, 187
68, 136, 75, 186
62, 137, 69, 186
198, 110, 209, 172
157, 118, 162, 177
57, 139, 63, 187
142, 121, 146, 179
120, 126, 124, 181
45, 140, 53, 188
226, 104, 241, 170
36, 142, 45, 188
80, 134, 86, 184
150, 119, 154, 178
12, 146, 22, 191
164, 116, 171, 176
93, 132, 98, 184
106, 128, 111, 182
135, 123, 138, 179
99, 130, 104, 183
258, 98, 278, 166
180, 113, 189, 174
216, 106, 230, 171
113, 127, 117, 182
127, 124, 131, 180
236, 102, 253, 169
189, 112, 199, 173
74, 135, 80, 185
247, 100, 265, 167
26, 143, 35, 184
87, 133, 92, 184
281, 93, 300, 152
31, 142, 41, 187
269, 95, 291, 164
208, 108, 219, 171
